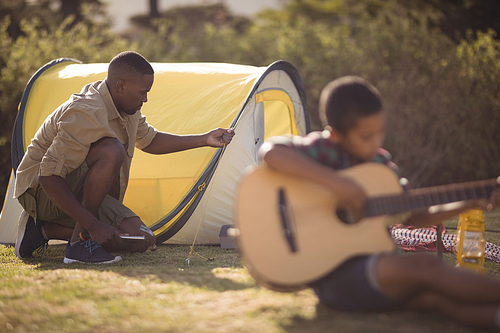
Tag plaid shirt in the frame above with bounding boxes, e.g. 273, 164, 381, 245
267, 131, 411, 225
268, 130, 401, 176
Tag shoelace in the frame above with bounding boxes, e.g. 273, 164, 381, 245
35, 240, 49, 257
82, 239, 101, 253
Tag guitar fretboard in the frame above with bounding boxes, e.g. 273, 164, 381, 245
365, 178, 499, 217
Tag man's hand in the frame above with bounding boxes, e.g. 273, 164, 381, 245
139, 224, 157, 246
88, 223, 123, 247
205, 128, 235, 147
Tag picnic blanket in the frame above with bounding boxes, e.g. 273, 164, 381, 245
390, 225, 500, 263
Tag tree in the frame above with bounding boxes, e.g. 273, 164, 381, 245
61, 0, 83, 22
419, 0, 500, 41
150, 0, 159, 18
0, 2, 128, 210
0, 0, 107, 39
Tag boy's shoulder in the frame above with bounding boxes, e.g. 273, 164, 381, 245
374, 148, 403, 180
267, 130, 332, 147
268, 131, 345, 169
374, 148, 393, 163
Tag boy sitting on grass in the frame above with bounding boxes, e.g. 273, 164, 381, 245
259, 76, 500, 329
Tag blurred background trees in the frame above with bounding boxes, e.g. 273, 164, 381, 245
1, 0, 499, 209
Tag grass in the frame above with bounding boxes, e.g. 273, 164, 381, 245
1, 211, 500, 333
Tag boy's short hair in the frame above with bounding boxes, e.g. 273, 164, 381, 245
319, 76, 383, 134
108, 51, 154, 77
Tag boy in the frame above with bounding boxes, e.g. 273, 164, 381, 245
259, 76, 500, 329
15, 51, 234, 264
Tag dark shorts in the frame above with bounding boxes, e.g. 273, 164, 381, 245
18, 162, 138, 228
311, 254, 400, 312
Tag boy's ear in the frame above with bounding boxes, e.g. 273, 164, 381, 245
326, 126, 342, 143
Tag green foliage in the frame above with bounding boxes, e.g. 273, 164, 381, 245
0, 16, 131, 208
133, 0, 499, 187
0, 0, 109, 39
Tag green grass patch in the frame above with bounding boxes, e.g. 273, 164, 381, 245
1, 213, 500, 333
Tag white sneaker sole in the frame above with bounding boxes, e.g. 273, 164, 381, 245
14, 210, 30, 258
63, 255, 122, 264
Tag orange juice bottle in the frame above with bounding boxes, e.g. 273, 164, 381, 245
455, 209, 486, 273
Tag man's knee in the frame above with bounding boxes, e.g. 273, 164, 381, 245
87, 137, 125, 167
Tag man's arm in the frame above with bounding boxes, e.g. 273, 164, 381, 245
260, 142, 367, 212
38, 175, 122, 246
142, 128, 234, 154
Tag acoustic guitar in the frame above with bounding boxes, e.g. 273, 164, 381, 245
235, 162, 499, 292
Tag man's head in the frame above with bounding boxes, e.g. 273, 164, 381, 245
319, 76, 385, 163
107, 51, 154, 115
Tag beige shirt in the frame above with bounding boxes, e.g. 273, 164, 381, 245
14, 80, 158, 202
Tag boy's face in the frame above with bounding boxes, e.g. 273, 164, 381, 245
331, 111, 385, 163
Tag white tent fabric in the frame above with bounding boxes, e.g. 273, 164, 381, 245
0, 171, 23, 244
168, 69, 308, 244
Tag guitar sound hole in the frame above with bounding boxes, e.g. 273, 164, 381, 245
336, 208, 353, 225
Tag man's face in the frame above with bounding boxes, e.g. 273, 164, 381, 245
115, 74, 154, 115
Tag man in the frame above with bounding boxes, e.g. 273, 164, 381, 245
14, 51, 234, 264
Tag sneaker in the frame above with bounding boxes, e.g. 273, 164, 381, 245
63, 238, 122, 264
15, 210, 49, 258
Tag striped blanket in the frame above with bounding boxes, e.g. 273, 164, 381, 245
390, 225, 500, 263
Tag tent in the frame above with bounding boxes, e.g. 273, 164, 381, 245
0, 58, 310, 245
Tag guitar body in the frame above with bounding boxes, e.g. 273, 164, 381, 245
235, 162, 401, 291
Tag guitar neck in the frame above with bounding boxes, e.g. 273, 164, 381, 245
366, 178, 500, 217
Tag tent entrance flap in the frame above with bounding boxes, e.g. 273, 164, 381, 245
256, 89, 299, 139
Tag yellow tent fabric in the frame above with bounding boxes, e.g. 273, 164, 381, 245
2, 59, 309, 245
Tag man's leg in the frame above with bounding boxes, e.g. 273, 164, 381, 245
70, 137, 125, 243
74, 138, 156, 254
61, 137, 128, 264
14, 210, 49, 258
42, 222, 73, 240
16, 189, 74, 258
375, 253, 500, 328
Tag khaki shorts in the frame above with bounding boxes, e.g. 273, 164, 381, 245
18, 162, 138, 228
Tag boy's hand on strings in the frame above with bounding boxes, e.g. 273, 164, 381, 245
331, 175, 367, 215
478, 188, 500, 212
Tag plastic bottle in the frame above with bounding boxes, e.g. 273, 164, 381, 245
455, 208, 486, 273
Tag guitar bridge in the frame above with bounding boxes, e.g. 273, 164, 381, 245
278, 188, 298, 253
